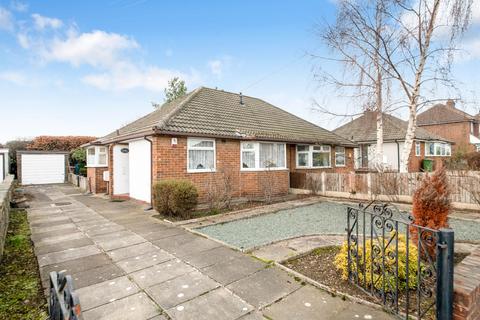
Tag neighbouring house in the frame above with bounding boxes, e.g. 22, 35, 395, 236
333, 111, 452, 172
84, 87, 356, 204
0, 149, 8, 182
417, 99, 480, 153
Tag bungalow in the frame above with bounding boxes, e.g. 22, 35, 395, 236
85, 87, 356, 204
417, 100, 480, 153
333, 111, 452, 172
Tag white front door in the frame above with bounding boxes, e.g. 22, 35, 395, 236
113, 145, 129, 195
21, 154, 65, 184
128, 139, 151, 203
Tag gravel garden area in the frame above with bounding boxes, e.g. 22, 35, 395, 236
195, 201, 480, 251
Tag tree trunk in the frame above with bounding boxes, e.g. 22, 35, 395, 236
399, 0, 441, 173
374, 1, 384, 172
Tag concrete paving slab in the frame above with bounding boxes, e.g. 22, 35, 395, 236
145, 270, 220, 309
182, 246, 245, 269
107, 242, 160, 262
33, 232, 86, 247
262, 285, 348, 320
34, 237, 94, 255
95, 234, 146, 251
30, 215, 71, 226
31, 227, 80, 241
147, 315, 168, 320
29, 219, 73, 229
40, 253, 112, 279
82, 292, 160, 320
237, 311, 266, 320
141, 227, 186, 241
84, 224, 125, 237
116, 249, 174, 274
31, 222, 77, 234
129, 259, 195, 289
226, 267, 301, 309
76, 276, 140, 311
335, 301, 394, 320
152, 232, 199, 251
202, 256, 266, 285
38, 245, 101, 267
166, 287, 253, 320
168, 236, 223, 257
72, 263, 125, 289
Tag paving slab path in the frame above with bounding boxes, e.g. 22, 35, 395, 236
26, 184, 394, 320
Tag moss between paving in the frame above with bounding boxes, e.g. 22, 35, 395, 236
0, 209, 47, 320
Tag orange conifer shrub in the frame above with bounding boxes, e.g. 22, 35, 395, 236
410, 167, 451, 257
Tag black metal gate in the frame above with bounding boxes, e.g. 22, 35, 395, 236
346, 202, 454, 320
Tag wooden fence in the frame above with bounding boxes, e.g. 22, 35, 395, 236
290, 171, 480, 209
67, 173, 88, 192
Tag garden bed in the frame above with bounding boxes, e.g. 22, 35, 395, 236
283, 245, 469, 318
0, 209, 47, 319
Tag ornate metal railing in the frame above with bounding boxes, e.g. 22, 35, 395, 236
346, 202, 454, 320
49, 271, 82, 320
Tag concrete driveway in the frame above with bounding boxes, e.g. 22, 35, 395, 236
26, 184, 393, 320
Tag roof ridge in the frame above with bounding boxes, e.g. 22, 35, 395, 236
157, 87, 203, 130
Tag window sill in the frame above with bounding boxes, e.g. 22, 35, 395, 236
187, 169, 216, 173
86, 165, 109, 168
296, 166, 332, 169
240, 168, 288, 172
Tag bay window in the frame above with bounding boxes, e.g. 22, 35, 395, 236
241, 142, 286, 170
297, 145, 331, 168
335, 146, 346, 167
425, 142, 451, 156
187, 138, 216, 172
86, 146, 108, 167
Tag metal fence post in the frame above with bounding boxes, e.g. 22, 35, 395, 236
436, 228, 454, 320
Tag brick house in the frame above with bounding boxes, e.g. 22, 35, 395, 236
333, 111, 452, 172
84, 87, 356, 204
417, 99, 480, 153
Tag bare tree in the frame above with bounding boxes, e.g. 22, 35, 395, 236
316, 0, 473, 172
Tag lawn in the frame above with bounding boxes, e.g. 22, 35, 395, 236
0, 209, 47, 320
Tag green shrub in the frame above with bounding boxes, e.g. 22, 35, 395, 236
334, 233, 420, 291
153, 179, 198, 218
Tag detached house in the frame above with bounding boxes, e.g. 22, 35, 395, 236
333, 111, 452, 172
417, 100, 480, 153
85, 87, 355, 203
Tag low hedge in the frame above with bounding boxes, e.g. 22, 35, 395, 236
153, 179, 198, 218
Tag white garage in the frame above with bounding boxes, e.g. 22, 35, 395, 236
18, 151, 68, 185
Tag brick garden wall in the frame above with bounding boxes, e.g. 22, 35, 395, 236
453, 247, 480, 319
0, 175, 14, 262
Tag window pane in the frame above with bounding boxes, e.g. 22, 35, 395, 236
98, 154, 107, 165
298, 153, 309, 167
242, 151, 256, 168
427, 143, 434, 155
88, 148, 95, 155
260, 143, 285, 168
189, 140, 214, 148
189, 150, 214, 170
297, 145, 309, 152
313, 152, 330, 167
99, 147, 106, 153
242, 143, 255, 150
335, 147, 345, 166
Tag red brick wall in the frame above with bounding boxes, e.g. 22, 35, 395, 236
87, 167, 108, 193
408, 141, 448, 172
419, 122, 475, 153
453, 247, 480, 320
151, 136, 289, 200
288, 145, 355, 174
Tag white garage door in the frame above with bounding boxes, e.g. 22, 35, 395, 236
128, 140, 151, 203
22, 154, 66, 185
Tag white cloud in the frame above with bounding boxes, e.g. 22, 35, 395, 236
82, 64, 200, 92
31, 13, 63, 30
0, 7, 14, 31
44, 30, 138, 68
10, 1, 28, 12
17, 32, 29, 48
208, 59, 223, 77
0, 71, 26, 85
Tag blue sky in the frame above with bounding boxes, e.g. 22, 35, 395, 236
0, 0, 479, 144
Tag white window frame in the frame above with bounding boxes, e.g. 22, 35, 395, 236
335, 146, 346, 167
240, 141, 287, 171
187, 137, 216, 173
296, 145, 332, 168
86, 146, 108, 167
415, 142, 421, 156
425, 142, 451, 157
